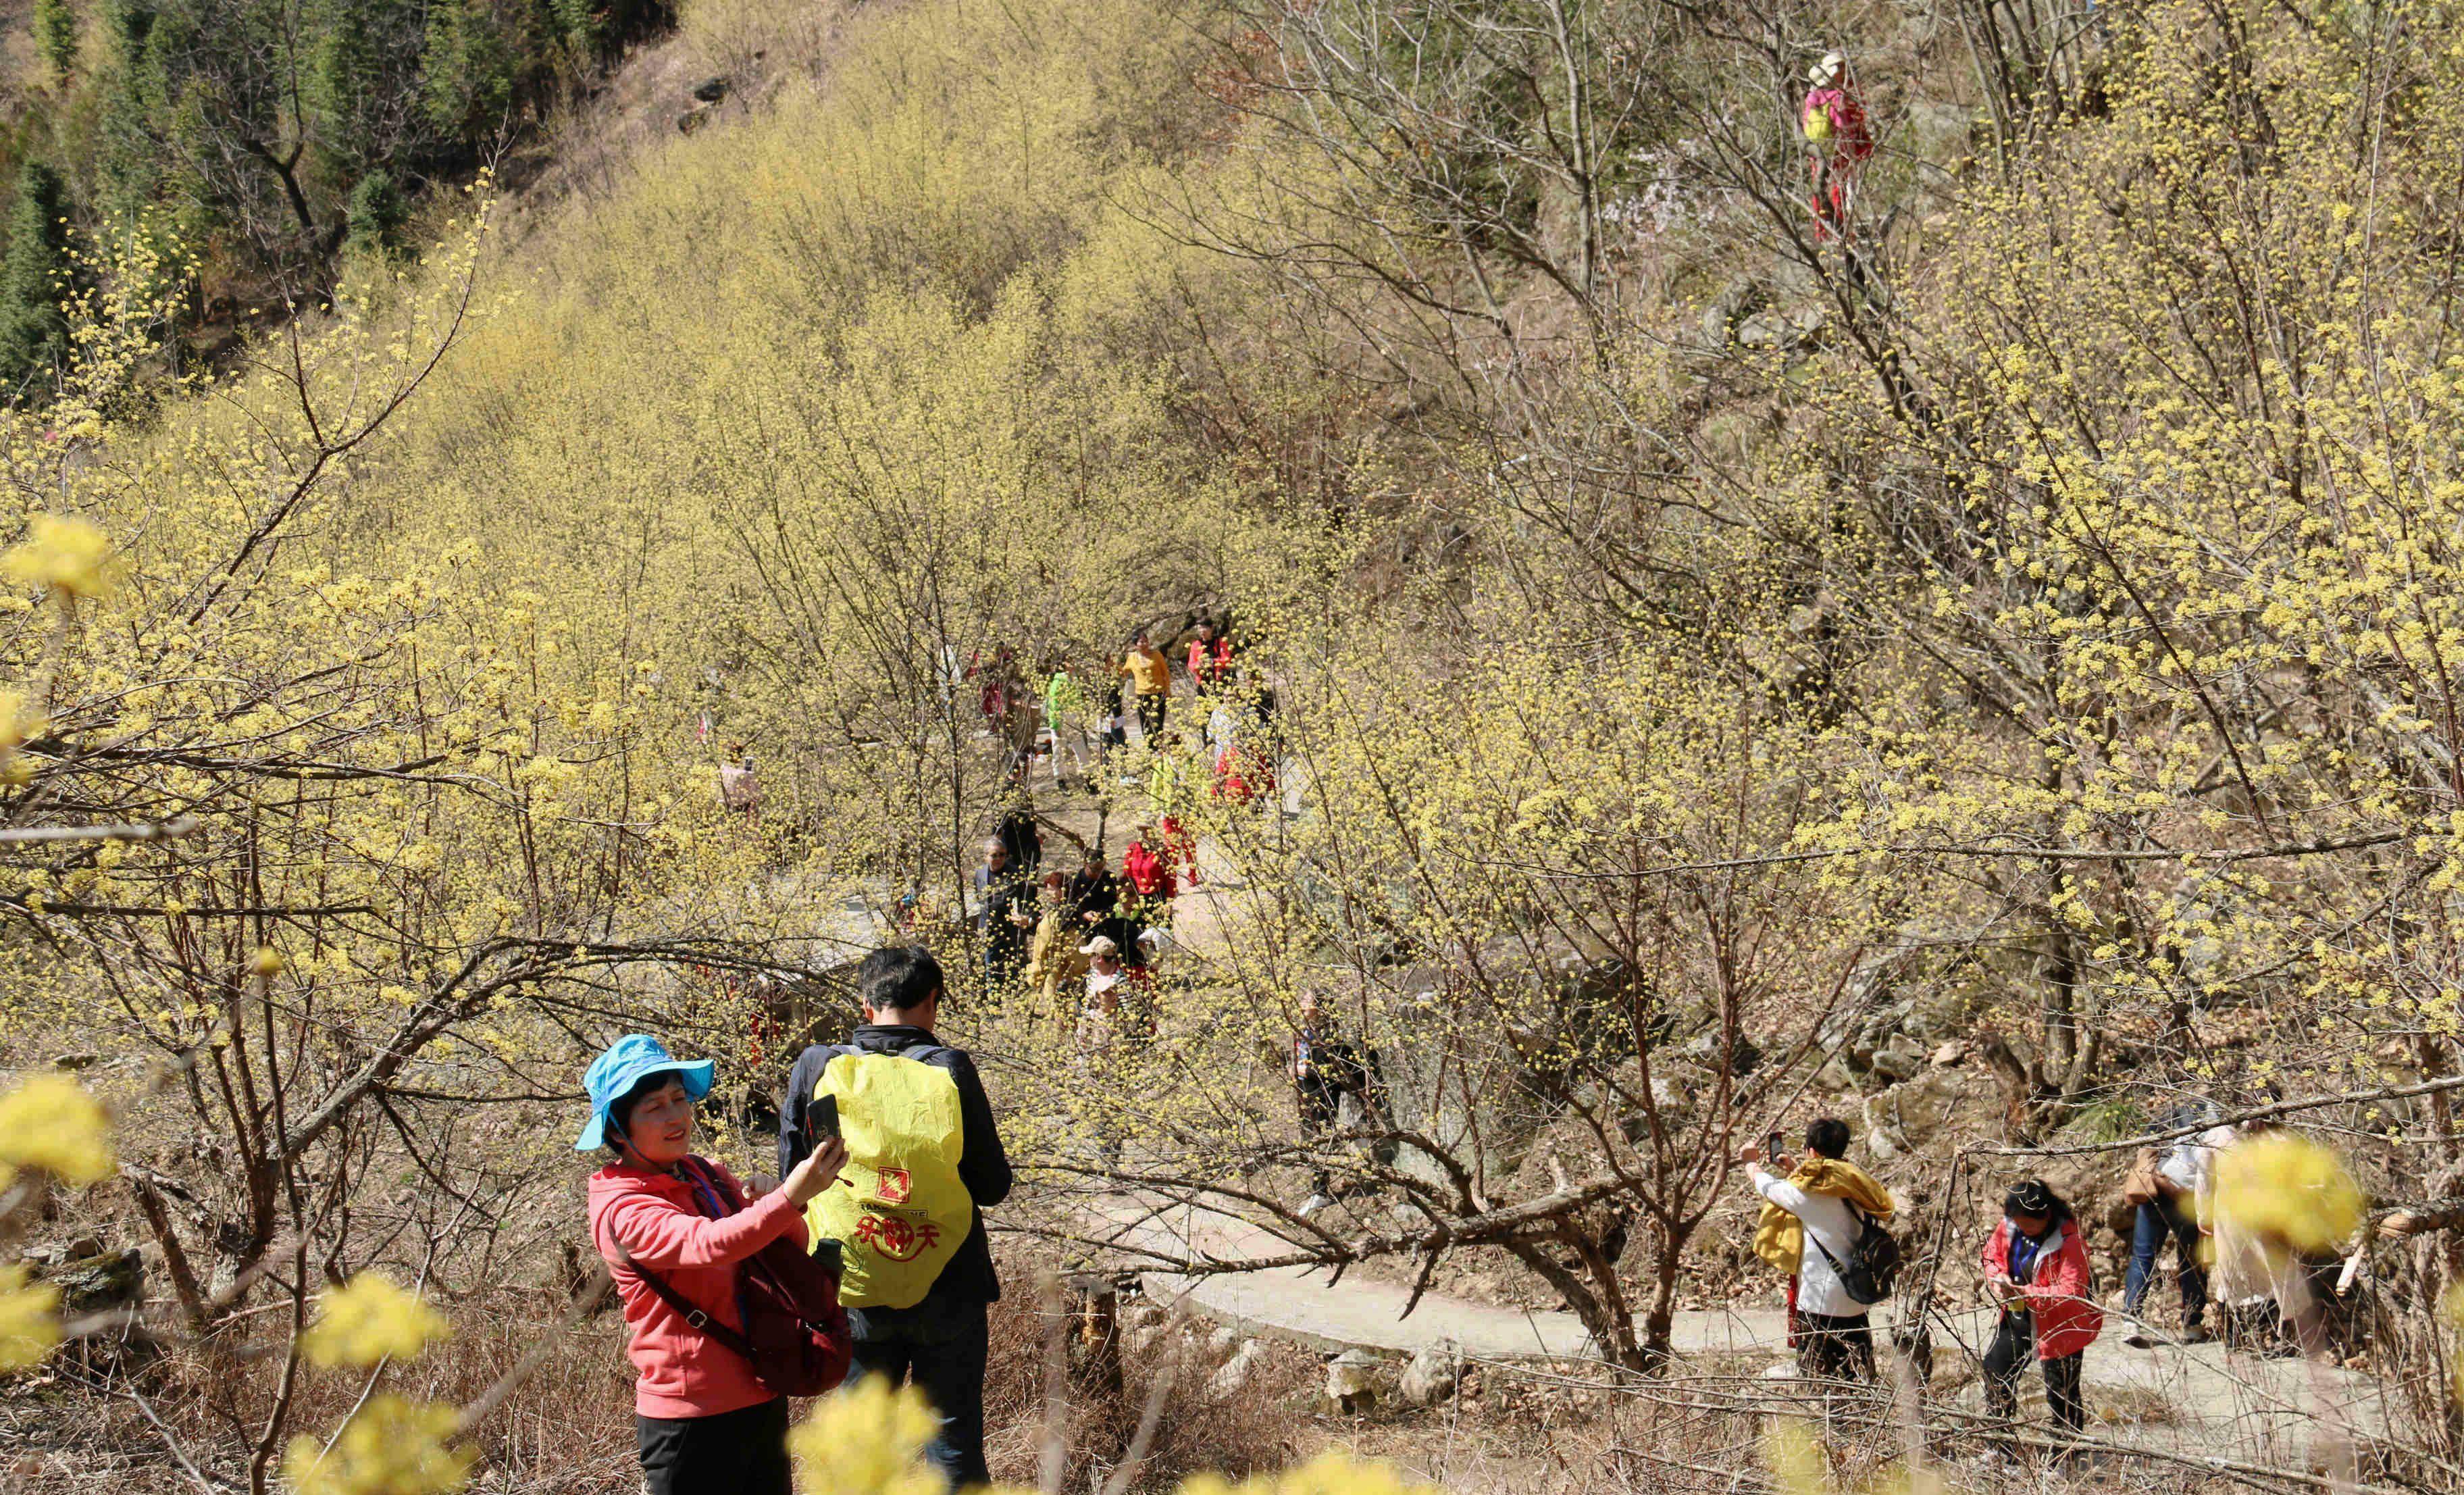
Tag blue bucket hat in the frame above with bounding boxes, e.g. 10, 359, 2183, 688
575, 1034, 716, 1152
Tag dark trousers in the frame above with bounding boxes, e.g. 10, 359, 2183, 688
636, 1396, 790, 1495
1135, 693, 1168, 742
1794, 1309, 1876, 1383
1984, 1312, 2086, 1434
2124, 1191, 2207, 1326
848, 1299, 991, 1488
1298, 1075, 1345, 1195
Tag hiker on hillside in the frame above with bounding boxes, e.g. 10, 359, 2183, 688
1122, 821, 1178, 925
779, 947, 1014, 1488
1982, 1179, 2103, 1438
2122, 1102, 2226, 1346
584, 1035, 851, 1495
1096, 648, 1130, 751
1077, 934, 1154, 1049
1043, 659, 1093, 790
1800, 52, 1872, 240
971, 838, 1035, 994
1150, 743, 1204, 887
1067, 845, 1141, 968
1187, 615, 1235, 691
1745, 1117, 1895, 1383
717, 743, 762, 818
1023, 871, 1089, 1020
1293, 990, 1385, 1219
1121, 630, 1173, 749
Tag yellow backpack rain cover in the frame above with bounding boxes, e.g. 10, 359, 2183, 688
806, 1048, 973, 1309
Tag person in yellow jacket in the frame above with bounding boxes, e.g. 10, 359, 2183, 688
1021, 871, 1088, 1021
1121, 630, 1174, 746
777, 948, 1012, 1487
1743, 1117, 1895, 1384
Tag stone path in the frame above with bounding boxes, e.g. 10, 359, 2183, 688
1091, 1193, 2390, 1469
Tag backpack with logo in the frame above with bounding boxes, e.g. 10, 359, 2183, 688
1808, 1200, 1903, 1305
613, 1157, 851, 1397
804, 1045, 976, 1309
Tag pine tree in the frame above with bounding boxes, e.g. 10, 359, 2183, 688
0, 163, 75, 397
34, 0, 79, 84
343, 170, 407, 259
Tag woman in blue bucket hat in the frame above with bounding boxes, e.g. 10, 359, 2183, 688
581, 1034, 846, 1495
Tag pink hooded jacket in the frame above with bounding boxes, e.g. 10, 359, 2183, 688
588, 1158, 809, 1419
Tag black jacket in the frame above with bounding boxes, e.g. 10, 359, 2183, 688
779, 1025, 1014, 1304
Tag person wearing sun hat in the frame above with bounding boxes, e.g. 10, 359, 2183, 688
582, 1034, 847, 1495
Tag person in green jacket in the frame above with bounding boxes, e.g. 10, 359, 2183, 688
1044, 660, 1093, 790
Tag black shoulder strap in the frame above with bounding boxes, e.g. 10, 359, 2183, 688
615, 1242, 759, 1365
1802, 1198, 1869, 1273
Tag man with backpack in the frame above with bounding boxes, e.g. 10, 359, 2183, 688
1745, 1117, 1897, 1384
779, 947, 1013, 1487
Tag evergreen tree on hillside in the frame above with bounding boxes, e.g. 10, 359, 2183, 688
34, 0, 80, 84
0, 163, 75, 397
342, 170, 407, 260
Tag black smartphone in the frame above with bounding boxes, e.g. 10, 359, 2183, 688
804, 1093, 840, 1144
1766, 1131, 1783, 1160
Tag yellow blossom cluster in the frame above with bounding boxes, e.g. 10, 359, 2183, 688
0, 1073, 115, 1186
0, 513, 121, 600
283, 1396, 473, 1495
301, 1275, 452, 1368
2211, 1133, 2365, 1259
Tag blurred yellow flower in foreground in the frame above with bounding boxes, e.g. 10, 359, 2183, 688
2213, 1132, 2364, 1257
1, 513, 122, 599
791, 1377, 945, 1495
302, 1275, 451, 1367
1181, 1450, 1442, 1495
0, 1073, 116, 1185
284, 1395, 471, 1495
0, 1265, 61, 1371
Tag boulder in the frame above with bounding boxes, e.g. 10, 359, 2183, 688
49, 1247, 142, 1318
691, 76, 732, 103
1699, 277, 1770, 349
1207, 1339, 1263, 1399
1870, 1032, 1927, 1082
1325, 1348, 1381, 1413
1396, 1348, 1458, 1407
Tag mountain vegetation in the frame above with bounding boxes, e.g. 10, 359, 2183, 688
3, 0, 2463, 1487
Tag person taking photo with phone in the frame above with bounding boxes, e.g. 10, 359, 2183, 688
584, 1035, 850, 1495
1743, 1117, 1896, 1386
779, 946, 1013, 1488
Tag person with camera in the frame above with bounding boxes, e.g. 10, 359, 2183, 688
584, 1034, 850, 1495
1743, 1117, 1896, 1384
1981, 1180, 2103, 1438
779, 947, 1013, 1488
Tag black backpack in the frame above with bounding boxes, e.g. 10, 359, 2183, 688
1808, 1202, 1903, 1305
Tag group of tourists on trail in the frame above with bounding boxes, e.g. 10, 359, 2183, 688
958, 613, 1275, 805
1746, 1104, 2316, 1457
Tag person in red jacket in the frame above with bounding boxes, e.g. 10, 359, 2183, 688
1122, 822, 1178, 908
583, 1035, 849, 1495
1801, 52, 1873, 240
1186, 616, 1235, 690
1980, 1179, 2105, 1438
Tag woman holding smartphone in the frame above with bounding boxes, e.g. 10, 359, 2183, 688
582, 1034, 848, 1495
